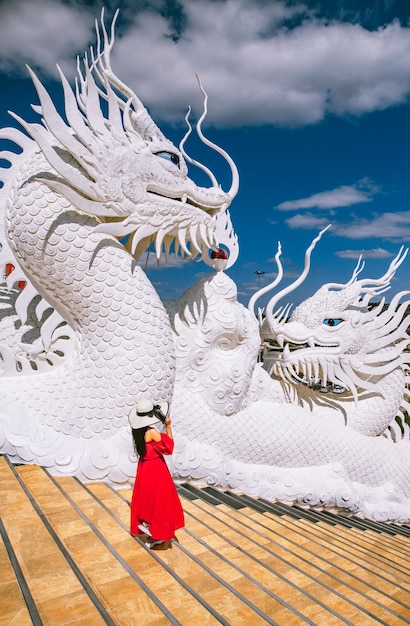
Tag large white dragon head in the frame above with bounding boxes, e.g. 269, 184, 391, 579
253, 230, 410, 404
6, 10, 239, 265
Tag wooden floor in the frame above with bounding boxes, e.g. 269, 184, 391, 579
1, 454, 410, 625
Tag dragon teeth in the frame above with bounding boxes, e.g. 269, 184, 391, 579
199, 223, 211, 249
177, 228, 190, 255
189, 225, 201, 255
131, 231, 139, 255
155, 230, 166, 259
283, 344, 290, 359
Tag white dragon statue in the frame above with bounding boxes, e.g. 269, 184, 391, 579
0, 12, 409, 524
259, 236, 410, 441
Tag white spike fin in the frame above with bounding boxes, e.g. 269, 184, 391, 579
9, 112, 100, 200
14, 285, 36, 325
26, 67, 90, 162
105, 76, 126, 140
40, 179, 111, 215
0, 127, 34, 150
35, 298, 53, 320
84, 64, 107, 137
41, 311, 65, 350
56, 65, 94, 151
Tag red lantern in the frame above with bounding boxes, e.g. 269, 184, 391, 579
210, 247, 229, 271
211, 248, 228, 260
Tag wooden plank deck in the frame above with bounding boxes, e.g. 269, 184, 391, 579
1, 455, 409, 625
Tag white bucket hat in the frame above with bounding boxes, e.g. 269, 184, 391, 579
128, 400, 169, 430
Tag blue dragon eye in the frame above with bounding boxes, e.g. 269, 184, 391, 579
155, 151, 180, 168
323, 318, 343, 327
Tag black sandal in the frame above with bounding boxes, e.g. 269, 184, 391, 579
149, 540, 172, 550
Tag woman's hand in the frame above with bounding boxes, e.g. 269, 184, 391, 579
164, 417, 173, 439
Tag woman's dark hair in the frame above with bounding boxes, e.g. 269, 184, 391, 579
132, 426, 148, 459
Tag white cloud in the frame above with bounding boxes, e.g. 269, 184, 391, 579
111, 2, 410, 126
0, 0, 95, 76
286, 209, 410, 242
276, 182, 375, 210
335, 247, 395, 259
335, 211, 410, 241
285, 213, 331, 230
2, 1, 410, 127
138, 251, 185, 270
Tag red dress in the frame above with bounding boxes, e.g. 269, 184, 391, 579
130, 433, 185, 540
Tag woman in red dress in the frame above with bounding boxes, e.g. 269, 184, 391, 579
129, 400, 185, 550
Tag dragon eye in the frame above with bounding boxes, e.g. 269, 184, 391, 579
155, 151, 180, 168
323, 318, 343, 327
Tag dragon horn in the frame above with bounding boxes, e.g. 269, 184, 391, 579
248, 242, 283, 319
91, 9, 167, 144
265, 226, 331, 331
195, 75, 239, 199
342, 247, 408, 298
179, 106, 219, 187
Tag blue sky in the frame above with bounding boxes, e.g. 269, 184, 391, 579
1, 0, 410, 308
